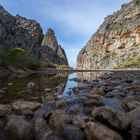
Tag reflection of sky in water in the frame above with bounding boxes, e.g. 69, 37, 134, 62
0, 72, 105, 103
61, 73, 77, 97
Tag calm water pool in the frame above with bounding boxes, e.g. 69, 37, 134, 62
0, 71, 106, 104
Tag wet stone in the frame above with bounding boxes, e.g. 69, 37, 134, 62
55, 100, 68, 108
62, 125, 86, 140
5, 115, 33, 140
127, 107, 140, 121
12, 100, 42, 111
100, 98, 128, 112
127, 101, 140, 110
131, 118, 140, 140
105, 89, 126, 98
92, 106, 130, 131
27, 82, 35, 88
49, 110, 71, 129
0, 104, 11, 117
85, 122, 123, 140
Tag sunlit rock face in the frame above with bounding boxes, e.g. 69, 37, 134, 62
77, 0, 140, 69
0, 5, 68, 65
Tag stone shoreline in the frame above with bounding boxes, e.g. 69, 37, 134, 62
0, 71, 140, 140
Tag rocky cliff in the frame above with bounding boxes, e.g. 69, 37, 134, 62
0, 5, 68, 66
77, 0, 140, 69
39, 28, 68, 65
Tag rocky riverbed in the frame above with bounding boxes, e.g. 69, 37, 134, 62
0, 71, 140, 140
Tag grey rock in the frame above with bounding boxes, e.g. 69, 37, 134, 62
5, 115, 33, 140
0, 89, 6, 94
0, 104, 11, 117
49, 110, 71, 129
27, 82, 36, 88
92, 106, 130, 131
101, 98, 128, 112
34, 117, 46, 131
62, 125, 86, 140
127, 107, 140, 121
132, 80, 140, 85
127, 101, 140, 110
131, 118, 140, 140
39, 28, 68, 65
85, 122, 123, 140
106, 89, 126, 98
12, 100, 41, 111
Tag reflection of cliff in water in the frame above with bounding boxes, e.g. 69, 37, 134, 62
77, 72, 109, 82
0, 73, 68, 104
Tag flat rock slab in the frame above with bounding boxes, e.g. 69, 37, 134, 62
12, 100, 42, 111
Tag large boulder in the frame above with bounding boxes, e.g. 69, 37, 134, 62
61, 125, 86, 140
100, 98, 128, 112
92, 106, 130, 131
85, 122, 123, 140
49, 110, 71, 129
5, 115, 33, 140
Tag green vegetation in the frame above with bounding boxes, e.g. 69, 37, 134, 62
57, 65, 73, 69
116, 55, 140, 69
0, 48, 56, 69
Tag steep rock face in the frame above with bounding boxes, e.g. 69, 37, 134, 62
0, 5, 43, 54
77, 0, 140, 69
39, 28, 68, 65
0, 5, 68, 66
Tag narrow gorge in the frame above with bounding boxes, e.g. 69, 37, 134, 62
0, 0, 140, 140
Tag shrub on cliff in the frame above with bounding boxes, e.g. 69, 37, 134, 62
116, 55, 140, 69
0, 48, 42, 68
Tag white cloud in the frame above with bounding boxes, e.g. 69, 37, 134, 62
59, 41, 83, 67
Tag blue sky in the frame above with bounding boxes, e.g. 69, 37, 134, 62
0, 0, 131, 67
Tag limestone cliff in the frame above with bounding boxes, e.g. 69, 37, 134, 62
0, 5, 68, 66
39, 28, 68, 65
77, 0, 140, 69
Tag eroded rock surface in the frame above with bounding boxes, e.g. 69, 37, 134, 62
77, 0, 140, 69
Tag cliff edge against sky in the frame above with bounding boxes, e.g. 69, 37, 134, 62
77, 0, 140, 69
0, 5, 68, 67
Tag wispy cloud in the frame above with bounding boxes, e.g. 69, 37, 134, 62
0, 0, 131, 67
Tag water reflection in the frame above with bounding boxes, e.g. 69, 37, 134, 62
77, 72, 109, 82
0, 71, 108, 104
0, 73, 68, 104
